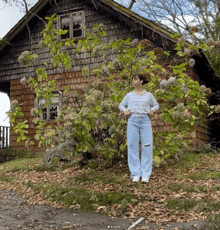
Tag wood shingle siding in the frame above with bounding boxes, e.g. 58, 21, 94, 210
0, 0, 175, 84
0, 0, 214, 151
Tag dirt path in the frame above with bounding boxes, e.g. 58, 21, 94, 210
0, 189, 208, 230
0, 190, 132, 230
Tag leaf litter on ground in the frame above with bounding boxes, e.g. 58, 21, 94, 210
0, 152, 220, 224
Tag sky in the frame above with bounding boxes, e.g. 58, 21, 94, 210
0, 0, 38, 126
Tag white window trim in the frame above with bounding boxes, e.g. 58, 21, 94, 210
58, 10, 85, 40
35, 93, 62, 121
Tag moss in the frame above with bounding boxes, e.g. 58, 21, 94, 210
211, 185, 220, 192
165, 198, 220, 213
164, 198, 199, 211
170, 184, 208, 193
0, 175, 13, 183
28, 182, 137, 213
72, 167, 128, 185
205, 213, 220, 230
188, 169, 220, 181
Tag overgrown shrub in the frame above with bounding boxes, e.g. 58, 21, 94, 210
7, 15, 212, 166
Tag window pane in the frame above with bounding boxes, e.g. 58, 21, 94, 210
61, 27, 70, 39
73, 23, 81, 29
42, 108, 47, 121
72, 13, 82, 22
61, 16, 70, 25
73, 29, 82, 37
60, 16, 70, 39
37, 94, 60, 121
50, 105, 58, 120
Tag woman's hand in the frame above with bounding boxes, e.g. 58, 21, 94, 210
124, 110, 131, 117
148, 109, 154, 117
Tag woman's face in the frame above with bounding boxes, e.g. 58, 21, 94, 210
132, 76, 143, 88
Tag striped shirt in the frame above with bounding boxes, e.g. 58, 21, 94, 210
119, 90, 159, 115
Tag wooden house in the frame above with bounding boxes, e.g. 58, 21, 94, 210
0, 0, 214, 151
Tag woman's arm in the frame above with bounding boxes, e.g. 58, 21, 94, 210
119, 94, 129, 112
150, 94, 159, 112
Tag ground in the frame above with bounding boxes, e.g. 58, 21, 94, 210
0, 190, 131, 229
0, 150, 219, 229
0, 189, 205, 229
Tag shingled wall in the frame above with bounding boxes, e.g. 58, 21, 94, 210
10, 70, 214, 152
0, 0, 213, 151
0, 0, 174, 83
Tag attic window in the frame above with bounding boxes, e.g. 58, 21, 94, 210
37, 93, 61, 121
59, 11, 85, 39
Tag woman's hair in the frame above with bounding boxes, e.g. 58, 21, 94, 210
132, 74, 149, 85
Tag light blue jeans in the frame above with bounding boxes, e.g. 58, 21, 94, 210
127, 114, 153, 178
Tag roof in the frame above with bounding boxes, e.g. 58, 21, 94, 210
0, 0, 177, 52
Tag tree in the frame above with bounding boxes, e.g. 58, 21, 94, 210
115, 0, 220, 78
117, 0, 220, 41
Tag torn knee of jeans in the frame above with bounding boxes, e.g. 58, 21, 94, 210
143, 144, 150, 148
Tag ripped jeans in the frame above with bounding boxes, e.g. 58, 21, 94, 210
127, 114, 152, 178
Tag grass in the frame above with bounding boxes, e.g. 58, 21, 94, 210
170, 183, 208, 193
167, 151, 217, 173
188, 169, 220, 181
1, 149, 220, 224
0, 158, 42, 173
164, 198, 220, 212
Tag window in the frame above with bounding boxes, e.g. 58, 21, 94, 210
59, 11, 85, 40
37, 93, 61, 121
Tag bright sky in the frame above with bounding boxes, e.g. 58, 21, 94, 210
0, 0, 38, 126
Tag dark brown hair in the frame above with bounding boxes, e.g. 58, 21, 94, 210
132, 74, 149, 85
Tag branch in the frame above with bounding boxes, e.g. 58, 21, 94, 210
22, 0, 33, 50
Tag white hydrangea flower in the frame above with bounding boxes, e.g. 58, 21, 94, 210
189, 58, 195, 67
167, 77, 176, 85
93, 45, 102, 56
10, 100, 19, 109
201, 85, 206, 90
181, 84, 188, 93
112, 59, 122, 70
206, 38, 215, 46
159, 79, 168, 88
184, 48, 191, 56
100, 66, 109, 77
176, 103, 185, 112
131, 38, 139, 47
20, 77, 27, 85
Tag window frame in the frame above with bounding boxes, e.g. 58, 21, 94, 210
35, 93, 62, 121
58, 10, 85, 40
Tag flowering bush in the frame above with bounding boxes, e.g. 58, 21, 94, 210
8, 16, 212, 166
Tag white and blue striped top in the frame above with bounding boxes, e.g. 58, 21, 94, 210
119, 90, 159, 115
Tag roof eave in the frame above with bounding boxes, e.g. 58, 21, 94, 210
98, 0, 177, 44
0, 0, 177, 53
0, 0, 50, 52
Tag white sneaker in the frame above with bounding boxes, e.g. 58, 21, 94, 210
141, 177, 149, 183
132, 176, 140, 182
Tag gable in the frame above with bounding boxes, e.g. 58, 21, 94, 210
0, 0, 176, 84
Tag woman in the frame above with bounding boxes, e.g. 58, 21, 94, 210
119, 74, 159, 183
